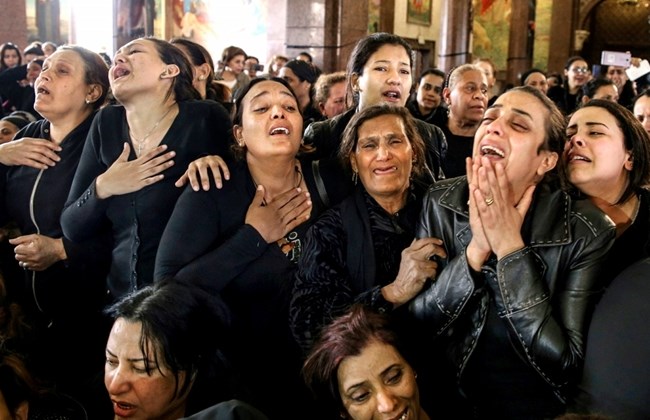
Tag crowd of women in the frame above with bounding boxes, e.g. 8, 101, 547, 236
0, 31, 648, 420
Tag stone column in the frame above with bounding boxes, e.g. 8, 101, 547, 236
437, 0, 472, 73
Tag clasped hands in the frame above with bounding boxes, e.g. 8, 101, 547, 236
465, 156, 533, 272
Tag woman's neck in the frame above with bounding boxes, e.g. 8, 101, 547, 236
448, 114, 479, 136
48, 108, 93, 144
247, 156, 301, 201
372, 188, 408, 215
589, 193, 640, 238
221, 69, 236, 81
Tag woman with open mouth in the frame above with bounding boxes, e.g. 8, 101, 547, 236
61, 37, 231, 303
410, 86, 616, 418
0, 45, 112, 418
155, 77, 344, 418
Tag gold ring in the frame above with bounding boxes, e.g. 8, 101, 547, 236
485, 196, 494, 206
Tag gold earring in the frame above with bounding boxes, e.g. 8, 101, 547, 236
198, 75, 206, 81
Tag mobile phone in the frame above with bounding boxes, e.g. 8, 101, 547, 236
254, 64, 264, 72
601, 50, 631, 68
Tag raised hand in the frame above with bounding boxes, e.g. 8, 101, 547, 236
382, 237, 446, 307
95, 143, 175, 199
10, 234, 66, 271
0, 137, 62, 169
473, 156, 531, 259
466, 157, 492, 271
245, 185, 312, 243
175, 155, 230, 191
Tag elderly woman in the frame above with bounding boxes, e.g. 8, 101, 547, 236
60, 37, 231, 302
104, 280, 232, 419
314, 71, 347, 119
155, 77, 342, 418
303, 32, 446, 180
563, 99, 650, 284
290, 105, 444, 354
410, 86, 616, 418
303, 304, 430, 420
0, 45, 111, 417
431, 64, 488, 178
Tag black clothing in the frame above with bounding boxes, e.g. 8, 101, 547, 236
61, 101, 232, 301
0, 64, 40, 119
572, 257, 650, 419
548, 85, 580, 115
430, 111, 475, 179
303, 107, 447, 180
155, 159, 342, 419
406, 97, 444, 125
599, 189, 650, 286
410, 178, 616, 417
290, 184, 423, 352
0, 115, 112, 419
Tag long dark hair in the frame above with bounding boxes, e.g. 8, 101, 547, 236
345, 33, 413, 108
170, 38, 223, 102
230, 76, 307, 160
563, 99, 650, 204
144, 37, 200, 102
105, 279, 230, 408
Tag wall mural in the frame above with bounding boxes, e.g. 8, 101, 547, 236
173, 0, 268, 65
472, 0, 512, 70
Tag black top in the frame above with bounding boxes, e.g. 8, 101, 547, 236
0, 115, 110, 318
290, 184, 423, 353
154, 158, 342, 418
572, 257, 650, 419
61, 101, 232, 300
431, 111, 475, 179
406, 97, 444, 125
303, 107, 447, 180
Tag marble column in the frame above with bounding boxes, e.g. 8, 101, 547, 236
437, 0, 472, 73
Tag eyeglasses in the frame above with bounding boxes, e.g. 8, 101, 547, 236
607, 69, 625, 75
571, 67, 589, 74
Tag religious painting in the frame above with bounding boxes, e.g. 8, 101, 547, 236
407, 0, 432, 26
369, 0, 381, 33
472, 0, 512, 70
172, 0, 267, 65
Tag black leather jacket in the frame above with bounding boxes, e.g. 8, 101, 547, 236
303, 108, 447, 180
410, 177, 615, 402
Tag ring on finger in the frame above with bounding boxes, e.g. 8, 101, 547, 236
485, 196, 494, 206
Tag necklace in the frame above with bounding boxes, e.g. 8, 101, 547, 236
129, 106, 174, 155
252, 161, 303, 206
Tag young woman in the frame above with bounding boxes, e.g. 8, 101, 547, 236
214, 45, 250, 102
155, 77, 339, 418
563, 99, 650, 283
303, 32, 446, 180
411, 87, 616, 418
61, 37, 231, 302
